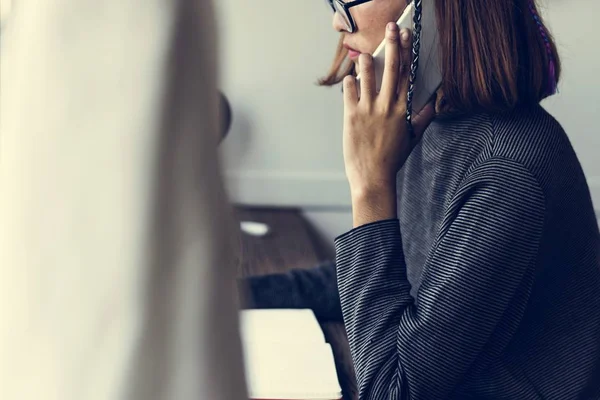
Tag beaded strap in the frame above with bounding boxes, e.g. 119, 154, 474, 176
405, 0, 422, 139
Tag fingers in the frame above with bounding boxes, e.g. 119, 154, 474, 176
358, 53, 376, 103
380, 22, 400, 102
343, 75, 359, 106
397, 28, 412, 105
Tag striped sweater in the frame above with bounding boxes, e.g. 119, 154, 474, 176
244, 104, 600, 399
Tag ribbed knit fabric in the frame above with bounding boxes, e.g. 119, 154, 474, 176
245, 105, 600, 399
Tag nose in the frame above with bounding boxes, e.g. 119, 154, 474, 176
332, 11, 346, 33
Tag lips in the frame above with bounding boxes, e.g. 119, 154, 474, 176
343, 43, 361, 60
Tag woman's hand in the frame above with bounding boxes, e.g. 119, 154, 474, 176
343, 23, 435, 227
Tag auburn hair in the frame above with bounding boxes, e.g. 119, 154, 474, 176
318, 0, 561, 113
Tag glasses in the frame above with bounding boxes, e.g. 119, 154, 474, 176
325, 0, 373, 33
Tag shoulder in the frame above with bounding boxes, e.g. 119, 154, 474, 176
489, 105, 575, 179
440, 104, 580, 190
461, 104, 592, 211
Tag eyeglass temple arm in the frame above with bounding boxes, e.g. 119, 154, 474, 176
343, 0, 373, 8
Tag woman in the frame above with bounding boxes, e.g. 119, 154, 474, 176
242, 0, 600, 398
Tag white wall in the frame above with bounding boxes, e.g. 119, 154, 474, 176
542, 0, 600, 209
215, 0, 351, 210
216, 0, 600, 242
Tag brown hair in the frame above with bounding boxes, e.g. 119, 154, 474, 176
319, 0, 561, 113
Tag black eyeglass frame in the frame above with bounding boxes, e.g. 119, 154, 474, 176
326, 0, 373, 33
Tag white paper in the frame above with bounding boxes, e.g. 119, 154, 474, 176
242, 341, 342, 400
239, 309, 342, 400
239, 309, 326, 344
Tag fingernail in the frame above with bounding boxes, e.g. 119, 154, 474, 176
387, 22, 398, 32
401, 29, 410, 42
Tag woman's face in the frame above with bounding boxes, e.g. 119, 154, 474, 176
333, 0, 408, 61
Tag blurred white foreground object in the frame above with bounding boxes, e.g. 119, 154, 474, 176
0, 0, 247, 399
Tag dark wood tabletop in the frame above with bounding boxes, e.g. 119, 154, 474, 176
235, 206, 358, 400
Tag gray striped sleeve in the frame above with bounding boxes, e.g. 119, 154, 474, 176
335, 159, 545, 399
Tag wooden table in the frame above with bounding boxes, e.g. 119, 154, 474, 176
236, 206, 358, 400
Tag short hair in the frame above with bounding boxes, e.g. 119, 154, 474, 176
319, 0, 561, 113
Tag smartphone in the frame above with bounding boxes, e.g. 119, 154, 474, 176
356, 0, 442, 114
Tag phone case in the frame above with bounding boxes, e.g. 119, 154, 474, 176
356, 0, 442, 114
